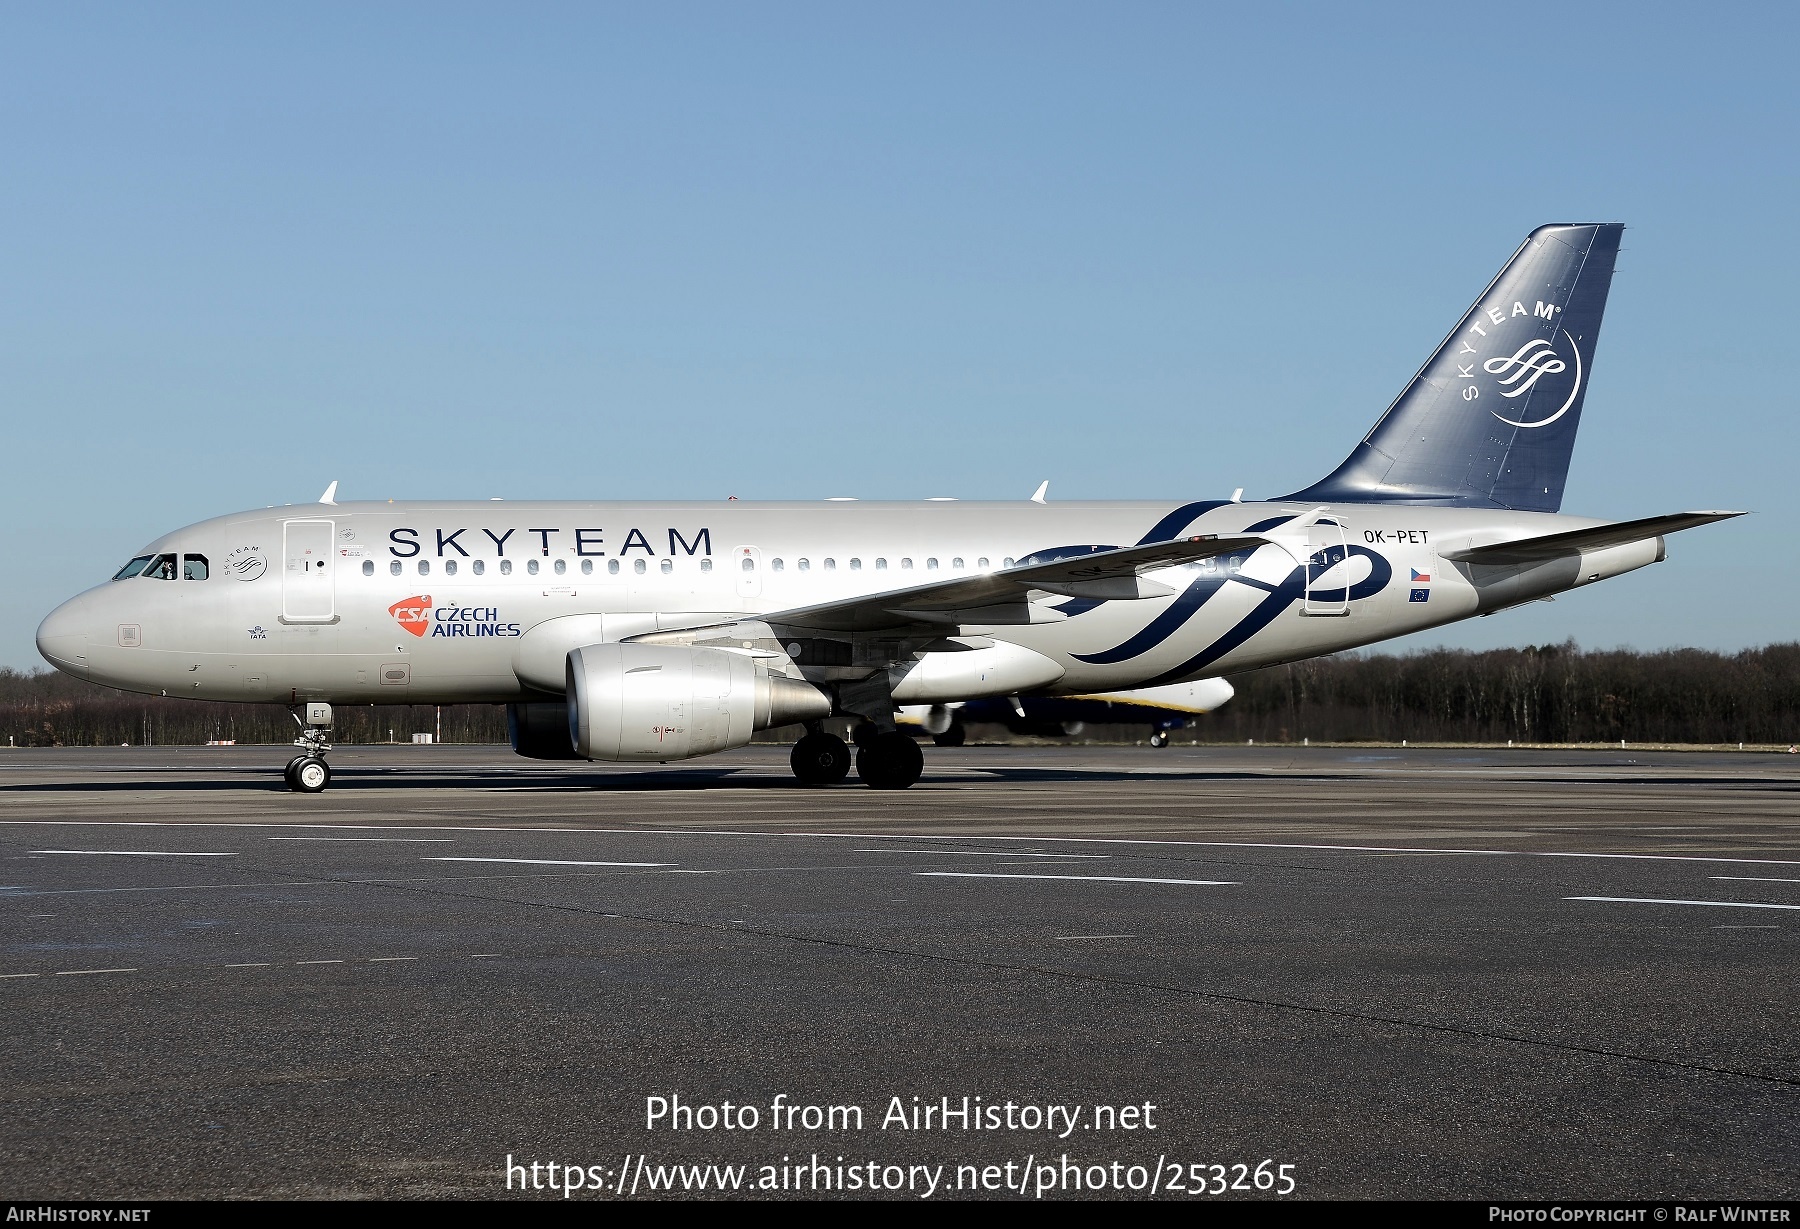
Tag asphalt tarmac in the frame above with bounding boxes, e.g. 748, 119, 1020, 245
1, 742, 1795, 1200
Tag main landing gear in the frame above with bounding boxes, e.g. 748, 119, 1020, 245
789, 722, 924, 789
852, 722, 924, 790
285, 702, 334, 793
790, 729, 852, 786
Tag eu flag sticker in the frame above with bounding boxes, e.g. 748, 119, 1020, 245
1409, 588, 1430, 603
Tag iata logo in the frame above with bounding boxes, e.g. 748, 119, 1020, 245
390, 595, 433, 637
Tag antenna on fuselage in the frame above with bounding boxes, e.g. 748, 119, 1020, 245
1029, 480, 1049, 504
1230, 488, 1244, 503
318, 480, 339, 506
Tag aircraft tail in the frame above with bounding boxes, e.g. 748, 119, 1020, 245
1284, 223, 1624, 512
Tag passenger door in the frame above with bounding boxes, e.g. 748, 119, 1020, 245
283, 519, 337, 622
1302, 519, 1350, 617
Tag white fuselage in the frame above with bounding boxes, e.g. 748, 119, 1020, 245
37, 497, 1661, 707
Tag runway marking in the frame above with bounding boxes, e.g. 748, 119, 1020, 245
1567, 896, 1800, 912
1712, 925, 1779, 930
29, 850, 237, 857
222, 963, 271, 968
295, 959, 342, 965
426, 857, 669, 868
1711, 876, 1800, 884
917, 873, 1236, 887
855, 849, 1110, 859
8, 821, 1800, 868
270, 837, 457, 843
368, 956, 416, 962
54, 968, 136, 975
1, 973, 41, 978
6, 871, 686, 897
1054, 934, 1135, 940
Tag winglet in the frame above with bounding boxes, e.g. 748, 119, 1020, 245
1030, 481, 1049, 504
318, 481, 339, 506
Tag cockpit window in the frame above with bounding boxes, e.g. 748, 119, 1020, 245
142, 554, 178, 580
183, 554, 209, 581
112, 555, 155, 581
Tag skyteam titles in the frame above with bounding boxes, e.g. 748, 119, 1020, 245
387, 526, 712, 558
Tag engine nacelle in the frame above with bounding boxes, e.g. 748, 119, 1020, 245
567, 643, 831, 762
508, 701, 584, 760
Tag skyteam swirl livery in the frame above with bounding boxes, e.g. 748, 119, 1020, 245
36, 223, 1740, 791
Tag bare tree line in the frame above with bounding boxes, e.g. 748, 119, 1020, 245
5, 641, 1800, 748
1214, 641, 1800, 745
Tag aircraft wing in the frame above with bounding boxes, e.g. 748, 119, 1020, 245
763, 535, 1269, 633
1436, 511, 1744, 564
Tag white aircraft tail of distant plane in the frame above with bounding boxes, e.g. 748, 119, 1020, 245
37, 223, 1741, 791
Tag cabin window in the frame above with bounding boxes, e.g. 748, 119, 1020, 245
361, 560, 374, 577
900, 558, 912, 570
527, 559, 540, 576
418, 560, 430, 576
824, 558, 836, 571
771, 558, 784, 572
499, 559, 512, 576
926, 558, 938, 570
112, 555, 155, 581
849, 558, 862, 571
607, 559, 620, 575
661, 558, 674, 574
473, 559, 485, 576
445, 560, 458, 576
1003, 557, 1015, 568
390, 560, 403, 576
875, 558, 887, 570
581, 559, 593, 575
797, 558, 809, 572
977, 557, 988, 569
182, 554, 210, 581
554, 559, 567, 575
634, 559, 647, 575
700, 558, 713, 573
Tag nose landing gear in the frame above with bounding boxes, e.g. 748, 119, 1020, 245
285, 702, 334, 792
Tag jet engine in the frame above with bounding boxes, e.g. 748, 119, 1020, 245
566, 643, 831, 762
507, 701, 584, 760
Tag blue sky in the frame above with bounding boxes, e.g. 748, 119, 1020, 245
3, 2, 1794, 668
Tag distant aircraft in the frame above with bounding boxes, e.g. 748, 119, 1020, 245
37, 224, 1740, 792
900, 677, 1237, 748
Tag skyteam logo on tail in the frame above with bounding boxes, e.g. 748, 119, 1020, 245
1485, 328, 1584, 430
1458, 299, 1584, 431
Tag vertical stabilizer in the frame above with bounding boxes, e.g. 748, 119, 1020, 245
1284, 223, 1623, 512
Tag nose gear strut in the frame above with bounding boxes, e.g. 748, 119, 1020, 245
285, 703, 334, 793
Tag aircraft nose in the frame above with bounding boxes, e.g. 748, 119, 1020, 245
36, 598, 93, 679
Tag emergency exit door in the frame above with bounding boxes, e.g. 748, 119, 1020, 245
283, 519, 337, 621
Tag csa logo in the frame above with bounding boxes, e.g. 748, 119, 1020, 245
390, 595, 433, 638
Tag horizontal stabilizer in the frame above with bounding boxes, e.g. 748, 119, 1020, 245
1438, 511, 1744, 564
765, 535, 1268, 633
